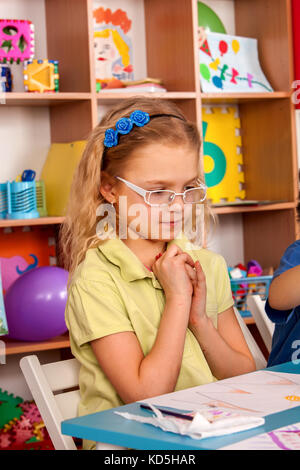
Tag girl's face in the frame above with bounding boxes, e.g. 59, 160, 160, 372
113, 142, 200, 242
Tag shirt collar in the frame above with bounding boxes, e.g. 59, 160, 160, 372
97, 233, 199, 287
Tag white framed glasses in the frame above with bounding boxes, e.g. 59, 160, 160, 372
115, 176, 207, 207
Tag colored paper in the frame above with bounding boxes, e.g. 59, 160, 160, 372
41, 141, 86, 216
199, 32, 273, 93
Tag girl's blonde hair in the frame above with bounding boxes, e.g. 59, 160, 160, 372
59, 97, 212, 278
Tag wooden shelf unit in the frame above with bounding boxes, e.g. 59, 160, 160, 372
0, 0, 297, 354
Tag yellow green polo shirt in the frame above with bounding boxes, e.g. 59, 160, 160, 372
65, 236, 234, 450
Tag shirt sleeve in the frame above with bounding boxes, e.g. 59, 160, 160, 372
265, 240, 300, 324
65, 275, 134, 347
212, 254, 234, 314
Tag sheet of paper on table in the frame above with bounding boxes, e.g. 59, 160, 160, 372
144, 371, 300, 418
220, 422, 300, 450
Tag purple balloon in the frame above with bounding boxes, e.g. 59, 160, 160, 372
4, 266, 69, 342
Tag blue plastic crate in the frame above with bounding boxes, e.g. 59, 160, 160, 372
230, 275, 273, 318
0, 183, 8, 219
6, 181, 39, 219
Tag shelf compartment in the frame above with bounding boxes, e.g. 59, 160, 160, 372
243, 209, 297, 270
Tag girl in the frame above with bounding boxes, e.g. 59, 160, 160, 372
60, 97, 255, 450
265, 239, 300, 366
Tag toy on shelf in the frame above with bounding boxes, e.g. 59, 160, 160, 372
21, 169, 36, 181
202, 105, 245, 204
197, 1, 227, 33
5, 266, 69, 342
7, 181, 39, 220
0, 169, 47, 219
0, 65, 12, 91
23, 59, 59, 93
0, 19, 34, 64
229, 260, 273, 318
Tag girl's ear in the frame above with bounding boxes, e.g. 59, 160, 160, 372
100, 171, 117, 203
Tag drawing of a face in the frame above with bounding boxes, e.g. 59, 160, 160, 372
94, 32, 118, 79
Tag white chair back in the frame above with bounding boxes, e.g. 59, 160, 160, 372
20, 355, 80, 450
233, 307, 267, 370
247, 295, 274, 353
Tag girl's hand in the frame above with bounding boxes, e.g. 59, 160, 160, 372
152, 244, 195, 301
185, 260, 208, 329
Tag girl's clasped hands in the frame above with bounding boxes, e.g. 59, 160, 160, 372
152, 245, 207, 329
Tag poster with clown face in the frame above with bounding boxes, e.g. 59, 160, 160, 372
93, 4, 134, 88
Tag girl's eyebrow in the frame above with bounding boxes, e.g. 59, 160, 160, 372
145, 176, 199, 185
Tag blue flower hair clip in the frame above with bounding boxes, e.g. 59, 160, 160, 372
104, 110, 150, 148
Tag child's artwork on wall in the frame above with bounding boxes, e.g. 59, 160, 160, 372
199, 30, 273, 93
0, 225, 56, 296
202, 105, 245, 204
93, 5, 134, 89
0, 265, 8, 336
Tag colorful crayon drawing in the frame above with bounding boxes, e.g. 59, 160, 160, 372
199, 30, 273, 93
93, 6, 134, 88
221, 423, 300, 450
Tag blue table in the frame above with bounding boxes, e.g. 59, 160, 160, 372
61, 362, 300, 450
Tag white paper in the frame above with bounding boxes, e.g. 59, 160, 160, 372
144, 371, 300, 418
220, 422, 300, 450
115, 403, 264, 440
199, 32, 273, 93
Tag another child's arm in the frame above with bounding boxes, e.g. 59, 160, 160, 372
187, 261, 256, 379
91, 245, 195, 404
268, 265, 300, 311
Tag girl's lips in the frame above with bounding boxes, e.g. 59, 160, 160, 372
160, 220, 182, 224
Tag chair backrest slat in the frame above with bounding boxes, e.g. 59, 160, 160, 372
247, 295, 274, 353
233, 307, 267, 370
42, 358, 80, 392
55, 390, 81, 421
20, 355, 79, 450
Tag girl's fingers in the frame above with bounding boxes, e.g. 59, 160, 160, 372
165, 244, 183, 258
177, 253, 195, 268
185, 263, 197, 284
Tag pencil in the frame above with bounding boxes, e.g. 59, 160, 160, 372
140, 403, 194, 421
